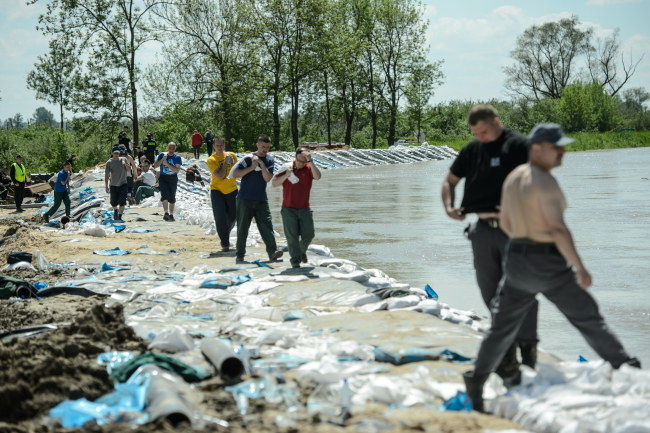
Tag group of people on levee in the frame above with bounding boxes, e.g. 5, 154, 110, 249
33, 110, 643, 412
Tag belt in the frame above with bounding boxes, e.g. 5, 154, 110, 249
508, 241, 559, 255
479, 218, 500, 229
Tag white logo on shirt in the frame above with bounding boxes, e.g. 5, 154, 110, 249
490, 157, 501, 167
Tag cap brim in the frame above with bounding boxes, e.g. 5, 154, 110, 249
556, 137, 575, 146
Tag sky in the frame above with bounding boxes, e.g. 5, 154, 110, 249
0, 0, 649, 121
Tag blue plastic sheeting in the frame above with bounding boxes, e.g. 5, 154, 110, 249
439, 391, 472, 412
199, 278, 230, 289
231, 274, 251, 285
578, 355, 588, 362
250, 354, 308, 374
424, 284, 439, 300
250, 260, 271, 268
283, 310, 316, 321
176, 314, 213, 321
93, 247, 131, 256
80, 195, 96, 204
34, 281, 48, 290
48, 382, 148, 428
80, 213, 96, 223
97, 351, 138, 375
101, 263, 130, 272
373, 345, 441, 365
128, 228, 160, 233
439, 349, 473, 363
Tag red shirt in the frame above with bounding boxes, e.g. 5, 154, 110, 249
191, 132, 203, 147
280, 163, 314, 209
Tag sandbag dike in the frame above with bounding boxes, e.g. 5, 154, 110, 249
1, 147, 648, 433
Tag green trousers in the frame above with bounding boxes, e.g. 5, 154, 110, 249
236, 198, 277, 259
281, 207, 314, 266
135, 185, 159, 204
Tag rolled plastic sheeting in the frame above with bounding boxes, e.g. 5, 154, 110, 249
145, 371, 193, 427
200, 338, 245, 383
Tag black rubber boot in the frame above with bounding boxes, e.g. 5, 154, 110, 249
463, 370, 488, 413
495, 343, 521, 388
519, 343, 537, 369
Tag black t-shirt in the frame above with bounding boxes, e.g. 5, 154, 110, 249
449, 129, 529, 214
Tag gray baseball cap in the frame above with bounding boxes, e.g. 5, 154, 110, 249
528, 123, 575, 146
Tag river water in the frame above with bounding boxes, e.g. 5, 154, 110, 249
268, 147, 650, 367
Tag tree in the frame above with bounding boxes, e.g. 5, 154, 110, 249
32, 107, 55, 127
27, 34, 78, 130
150, 0, 252, 149
371, 0, 434, 146
587, 30, 644, 97
33, 0, 161, 146
504, 16, 592, 100
404, 60, 443, 143
559, 82, 620, 132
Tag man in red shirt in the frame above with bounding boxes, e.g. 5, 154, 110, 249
191, 130, 203, 159
272, 147, 321, 268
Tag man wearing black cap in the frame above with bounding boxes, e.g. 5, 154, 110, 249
441, 104, 538, 383
10, 155, 27, 212
462, 123, 641, 413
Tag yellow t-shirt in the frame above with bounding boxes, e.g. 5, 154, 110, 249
207, 152, 238, 194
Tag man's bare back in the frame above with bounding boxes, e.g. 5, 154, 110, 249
500, 163, 567, 243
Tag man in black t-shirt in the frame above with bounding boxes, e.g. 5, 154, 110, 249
118, 126, 132, 155
441, 104, 538, 384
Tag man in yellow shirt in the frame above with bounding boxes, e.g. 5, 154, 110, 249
206, 137, 238, 251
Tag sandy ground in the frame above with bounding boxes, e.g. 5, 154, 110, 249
0, 191, 525, 433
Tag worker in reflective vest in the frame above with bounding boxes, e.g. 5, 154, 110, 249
10, 155, 27, 213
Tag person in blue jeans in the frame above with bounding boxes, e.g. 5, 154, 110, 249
43, 161, 72, 223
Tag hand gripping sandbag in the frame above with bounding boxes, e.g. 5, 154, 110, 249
200, 338, 245, 384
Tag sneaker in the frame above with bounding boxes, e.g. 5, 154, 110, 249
169, 214, 175, 222
117, 214, 123, 221
113, 210, 119, 220
269, 250, 283, 261
236, 256, 245, 263
222, 245, 230, 252
163, 213, 170, 221
292, 263, 301, 269
43, 214, 49, 223
301, 253, 308, 263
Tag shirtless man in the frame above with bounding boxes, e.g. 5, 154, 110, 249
462, 123, 640, 413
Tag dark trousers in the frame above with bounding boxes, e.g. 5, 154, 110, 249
158, 175, 178, 203
474, 240, 631, 376
211, 189, 237, 248
14, 182, 25, 209
468, 220, 538, 344
46, 191, 71, 217
281, 207, 314, 266
236, 198, 277, 259
193, 146, 201, 159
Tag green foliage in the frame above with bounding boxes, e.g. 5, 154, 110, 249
559, 82, 621, 132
